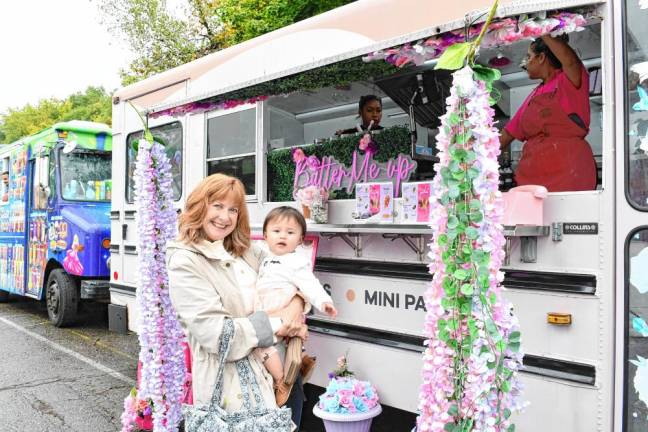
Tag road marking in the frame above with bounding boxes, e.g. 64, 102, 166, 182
66, 328, 138, 361
0, 316, 135, 386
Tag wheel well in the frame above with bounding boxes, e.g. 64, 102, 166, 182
42, 259, 63, 301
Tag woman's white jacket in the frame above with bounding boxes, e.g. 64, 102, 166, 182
167, 239, 277, 410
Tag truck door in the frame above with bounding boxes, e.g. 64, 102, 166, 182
26, 153, 49, 299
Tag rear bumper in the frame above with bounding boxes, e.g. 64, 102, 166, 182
80, 279, 110, 300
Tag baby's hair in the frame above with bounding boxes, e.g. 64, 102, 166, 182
263, 206, 307, 238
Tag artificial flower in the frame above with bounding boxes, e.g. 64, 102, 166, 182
291, 147, 306, 163
121, 122, 186, 432
416, 66, 525, 431
363, 10, 591, 69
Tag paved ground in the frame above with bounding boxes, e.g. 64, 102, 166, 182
0, 296, 139, 432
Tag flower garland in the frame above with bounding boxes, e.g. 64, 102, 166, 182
363, 10, 590, 68
149, 58, 396, 118
416, 65, 525, 431
121, 124, 186, 431
150, 96, 268, 119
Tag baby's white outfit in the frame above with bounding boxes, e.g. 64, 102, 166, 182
254, 252, 333, 360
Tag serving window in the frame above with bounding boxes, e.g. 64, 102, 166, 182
265, 80, 436, 201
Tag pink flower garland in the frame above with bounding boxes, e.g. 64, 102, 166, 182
417, 66, 525, 431
149, 96, 268, 119
363, 11, 590, 68
121, 138, 186, 432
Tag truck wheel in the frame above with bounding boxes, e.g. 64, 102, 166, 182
46, 269, 78, 327
0, 290, 8, 302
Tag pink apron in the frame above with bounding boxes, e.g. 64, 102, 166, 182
514, 87, 597, 192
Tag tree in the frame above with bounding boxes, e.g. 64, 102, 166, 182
0, 86, 112, 144
216, 0, 353, 45
98, 0, 354, 85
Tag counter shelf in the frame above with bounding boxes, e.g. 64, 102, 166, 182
253, 223, 549, 263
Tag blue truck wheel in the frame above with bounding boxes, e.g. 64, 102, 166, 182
46, 269, 79, 327
0, 290, 8, 302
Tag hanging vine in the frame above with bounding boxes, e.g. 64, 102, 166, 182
417, 2, 525, 431
121, 107, 186, 432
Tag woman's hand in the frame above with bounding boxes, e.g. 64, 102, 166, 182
540, 34, 582, 88
276, 320, 308, 340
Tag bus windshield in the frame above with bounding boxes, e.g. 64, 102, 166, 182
60, 149, 111, 202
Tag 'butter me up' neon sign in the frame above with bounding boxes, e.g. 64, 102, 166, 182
293, 150, 417, 195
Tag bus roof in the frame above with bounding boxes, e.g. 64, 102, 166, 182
8, 121, 112, 155
113, 0, 602, 113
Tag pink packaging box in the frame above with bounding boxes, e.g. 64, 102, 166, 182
502, 185, 548, 226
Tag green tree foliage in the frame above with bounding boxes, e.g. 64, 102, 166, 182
98, 0, 354, 85
216, 0, 353, 45
0, 86, 112, 144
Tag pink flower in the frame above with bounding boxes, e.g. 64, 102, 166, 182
291, 148, 306, 164
337, 356, 346, 368
307, 155, 321, 170
359, 134, 378, 155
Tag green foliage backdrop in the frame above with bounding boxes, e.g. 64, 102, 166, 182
0, 86, 112, 144
268, 125, 412, 201
98, 0, 355, 85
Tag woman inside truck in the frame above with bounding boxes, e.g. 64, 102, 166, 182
499, 34, 597, 192
335, 94, 384, 136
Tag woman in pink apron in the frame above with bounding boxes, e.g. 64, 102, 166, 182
500, 34, 597, 192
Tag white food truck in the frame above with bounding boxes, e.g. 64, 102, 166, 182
108, 0, 648, 430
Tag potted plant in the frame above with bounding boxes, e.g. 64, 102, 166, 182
313, 355, 381, 432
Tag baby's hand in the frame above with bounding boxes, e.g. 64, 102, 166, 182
322, 302, 337, 319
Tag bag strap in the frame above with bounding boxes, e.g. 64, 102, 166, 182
235, 358, 265, 410
207, 318, 235, 409
207, 318, 271, 411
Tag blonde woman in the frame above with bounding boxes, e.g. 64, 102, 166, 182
167, 173, 307, 426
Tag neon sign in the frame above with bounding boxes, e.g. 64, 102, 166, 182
293, 151, 417, 195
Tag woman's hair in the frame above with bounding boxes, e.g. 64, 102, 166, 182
358, 94, 382, 113
262, 206, 306, 239
530, 34, 569, 70
178, 173, 250, 257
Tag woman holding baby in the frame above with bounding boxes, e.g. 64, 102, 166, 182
167, 173, 336, 430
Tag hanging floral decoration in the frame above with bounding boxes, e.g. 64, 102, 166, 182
417, 2, 525, 431
121, 107, 186, 432
363, 10, 591, 69
150, 96, 268, 119
149, 58, 396, 118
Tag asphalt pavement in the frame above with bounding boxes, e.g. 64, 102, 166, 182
0, 296, 139, 432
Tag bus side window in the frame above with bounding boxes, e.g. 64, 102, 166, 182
625, 0, 648, 209
0, 157, 9, 206
32, 156, 49, 210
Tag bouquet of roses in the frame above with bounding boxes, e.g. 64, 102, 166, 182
317, 355, 379, 414
121, 388, 154, 431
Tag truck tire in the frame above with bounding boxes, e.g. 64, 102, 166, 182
0, 290, 8, 302
46, 269, 78, 327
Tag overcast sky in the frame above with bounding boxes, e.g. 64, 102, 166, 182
0, 0, 133, 114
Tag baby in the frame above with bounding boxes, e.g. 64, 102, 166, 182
255, 206, 337, 406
